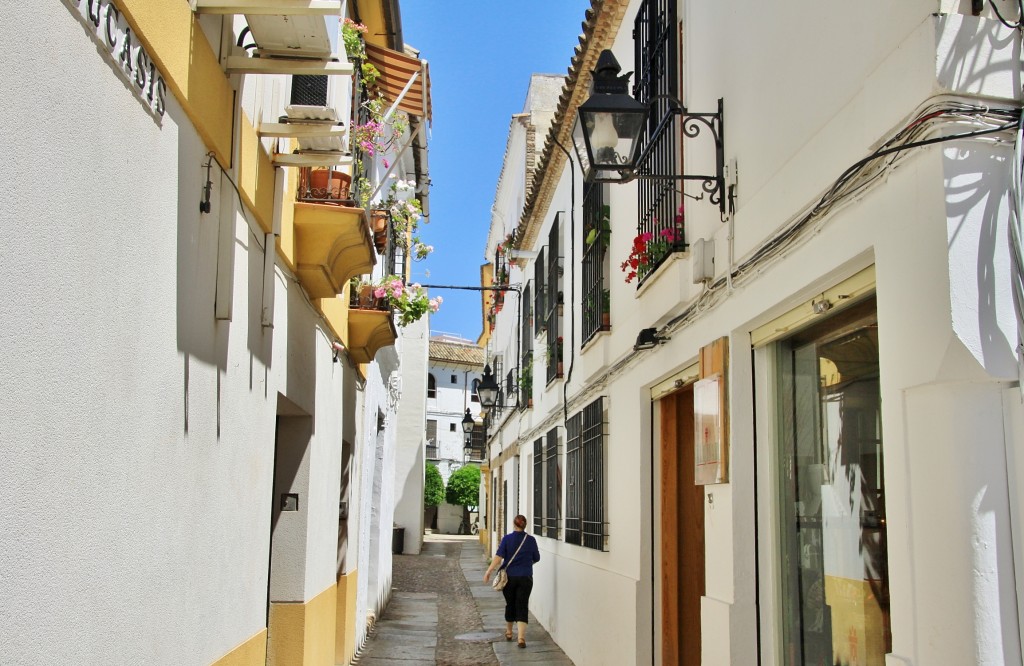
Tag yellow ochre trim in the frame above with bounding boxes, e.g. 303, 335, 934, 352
268, 583, 337, 666
210, 629, 267, 666
750, 265, 876, 347
116, 0, 234, 168
237, 110, 277, 234
335, 569, 359, 666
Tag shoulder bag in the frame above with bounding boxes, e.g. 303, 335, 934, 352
492, 533, 527, 591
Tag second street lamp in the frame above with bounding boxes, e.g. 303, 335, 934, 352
461, 408, 475, 435
477, 364, 500, 410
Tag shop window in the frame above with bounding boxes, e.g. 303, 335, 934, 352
774, 297, 890, 664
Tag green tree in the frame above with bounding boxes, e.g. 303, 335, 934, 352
424, 463, 444, 507
445, 464, 480, 507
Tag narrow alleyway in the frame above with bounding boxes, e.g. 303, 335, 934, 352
355, 534, 575, 666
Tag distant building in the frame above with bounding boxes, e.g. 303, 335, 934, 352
425, 335, 486, 483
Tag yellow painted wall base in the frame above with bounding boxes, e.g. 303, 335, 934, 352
268, 584, 337, 666
211, 629, 267, 666
335, 569, 359, 666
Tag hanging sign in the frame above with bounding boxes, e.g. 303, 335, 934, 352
67, 0, 168, 117
695, 337, 729, 485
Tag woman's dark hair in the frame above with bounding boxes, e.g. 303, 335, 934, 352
513, 514, 527, 529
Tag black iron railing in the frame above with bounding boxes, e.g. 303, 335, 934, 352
633, 0, 685, 286
582, 183, 610, 344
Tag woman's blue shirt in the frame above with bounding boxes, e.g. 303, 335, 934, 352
496, 531, 540, 578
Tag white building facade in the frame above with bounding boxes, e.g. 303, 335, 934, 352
1, 2, 431, 664
483, 2, 1024, 666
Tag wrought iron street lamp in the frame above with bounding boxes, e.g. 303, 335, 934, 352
570, 50, 649, 184
477, 364, 500, 410
461, 408, 475, 435
572, 49, 728, 216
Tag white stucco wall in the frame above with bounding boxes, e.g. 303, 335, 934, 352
484, 2, 1023, 665
394, 316, 430, 554
0, 5, 359, 664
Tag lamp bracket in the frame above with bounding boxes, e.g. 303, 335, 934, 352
598, 97, 729, 219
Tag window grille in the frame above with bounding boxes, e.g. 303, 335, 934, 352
534, 248, 546, 336
493, 357, 505, 411
505, 368, 516, 407
566, 397, 606, 550
633, 0, 685, 287
545, 217, 562, 385
544, 428, 560, 539
582, 183, 610, 344
425, 419, 438, 460
384, 215, 408, 283
533, 438, 544, 533
494, 246, 508, 310
522, 281, 534, 360
467, 422, 486, 461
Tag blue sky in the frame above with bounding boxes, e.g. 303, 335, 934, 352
400, 1, 591, 342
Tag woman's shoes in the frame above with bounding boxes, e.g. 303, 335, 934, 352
504, 630, 513, 641
517, 639, 527, 649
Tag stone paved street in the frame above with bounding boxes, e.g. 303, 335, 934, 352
356, 534, 575, 666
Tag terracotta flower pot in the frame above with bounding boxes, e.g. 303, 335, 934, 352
370, 210, 388, 233
309, 169, 351, 200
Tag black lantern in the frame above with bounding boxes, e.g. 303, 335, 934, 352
571, 50, 649, 183
461, 408, 475, 435
477, 364, 500, 409
573, 50, 729, 215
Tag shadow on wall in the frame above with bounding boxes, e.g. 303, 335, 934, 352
176, 133, 229, 435
943, 144, 1016, 376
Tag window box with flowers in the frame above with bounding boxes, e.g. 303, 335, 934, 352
621, 205, 686, 285
347, 275, 441, 362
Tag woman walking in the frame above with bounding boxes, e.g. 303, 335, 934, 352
483, 514, 540, 648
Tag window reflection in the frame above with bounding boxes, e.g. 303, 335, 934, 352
777, 300, 891, 665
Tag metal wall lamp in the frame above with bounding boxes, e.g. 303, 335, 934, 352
461, 408, 475, 435
572, 49, 727, 216
634, 327, 670, 351
477, 364, 500, 411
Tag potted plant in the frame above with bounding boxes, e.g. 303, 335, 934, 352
360, 275, 441, 327
585, 204, 611, 248
621, 205, 684, 283
519, 357, 533, 408
586, 288, 612, 330
546, 337, 564, 377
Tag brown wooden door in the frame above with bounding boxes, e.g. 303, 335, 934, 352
660, 387, 705, 666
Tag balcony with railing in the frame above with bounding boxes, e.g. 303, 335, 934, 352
346, 283, 397, 363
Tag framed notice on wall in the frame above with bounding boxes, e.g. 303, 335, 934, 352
694, 373, 727, 484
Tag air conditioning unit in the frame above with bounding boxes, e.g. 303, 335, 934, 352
291, 74, 329, 107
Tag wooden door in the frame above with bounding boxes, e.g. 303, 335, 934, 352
660, 387, 705, 666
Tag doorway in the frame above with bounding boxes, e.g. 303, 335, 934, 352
660, 385, 705, 666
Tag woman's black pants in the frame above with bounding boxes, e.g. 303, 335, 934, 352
502, 576, 533, 623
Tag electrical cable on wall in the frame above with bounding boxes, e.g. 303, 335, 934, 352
659, 102, 1022, 337
544, 101, 1024, 420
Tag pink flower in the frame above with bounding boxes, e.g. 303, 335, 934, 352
373, 287, 387, 299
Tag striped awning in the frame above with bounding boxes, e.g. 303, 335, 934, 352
364, 43, 431, 119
